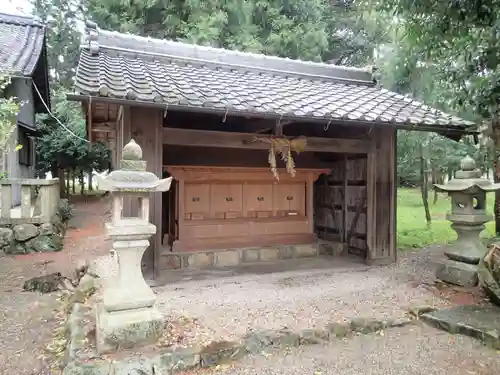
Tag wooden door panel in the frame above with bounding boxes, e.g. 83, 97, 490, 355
244, 183, 273, 216
274, 183, 305, 216
225, 184, 243, 213
211, 183, 243, 217
184, 184, 210, 218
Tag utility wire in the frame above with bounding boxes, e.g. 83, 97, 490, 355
32, 81, 90, 143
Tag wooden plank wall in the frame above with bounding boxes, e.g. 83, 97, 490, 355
314, 156, 368, 257
366, 127, 397, 265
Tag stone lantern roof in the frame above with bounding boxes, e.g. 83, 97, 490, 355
94, 139, 172, 193
434, 155, 500, 193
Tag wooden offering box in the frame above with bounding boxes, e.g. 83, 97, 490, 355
166, 166, 328, 252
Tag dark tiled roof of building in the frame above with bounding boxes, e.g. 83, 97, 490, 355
0, 12, 46, 76
74, 21, 474, 132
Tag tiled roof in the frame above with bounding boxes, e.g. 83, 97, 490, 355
74, 21, 475, 132
0, 12, 46, 76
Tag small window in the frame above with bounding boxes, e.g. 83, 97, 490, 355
18, 131, 32, 166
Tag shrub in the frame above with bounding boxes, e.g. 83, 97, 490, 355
57, 198, 75, 223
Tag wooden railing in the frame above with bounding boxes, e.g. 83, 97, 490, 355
0, 178, 60, 224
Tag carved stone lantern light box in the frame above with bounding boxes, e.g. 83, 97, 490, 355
433, 155, 500, 287
93, 139, 172, 354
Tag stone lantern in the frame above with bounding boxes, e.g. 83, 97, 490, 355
93, 139, 172, 354
434, 155, 500, 287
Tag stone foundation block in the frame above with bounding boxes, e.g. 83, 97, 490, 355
241, 248, 260, 263
279, 245, 294, 259
153, 346, 201, 372
63, 361, 112, 375
436, 259, 479, 287
294, 244, 318, 258
160, 254, 183, 270
215, 251, 240, 267
186, 252, 214, 269
96, 304, 164, 355
318, 241, 347, 256
260, 247, 280, 262
114, 358, 156, 375
200, 341, 245, 367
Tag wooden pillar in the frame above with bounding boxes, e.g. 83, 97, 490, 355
342, 155, 348, 244
126, 106, 163, 277
307, 173, 314, 235
115, 106, 163, 277
366, 127, 397, 265
118, 106, 132, 216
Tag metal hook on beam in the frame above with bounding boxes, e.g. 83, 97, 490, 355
324, 117, 333, 132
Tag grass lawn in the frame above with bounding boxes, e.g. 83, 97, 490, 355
397, 188, 496, 250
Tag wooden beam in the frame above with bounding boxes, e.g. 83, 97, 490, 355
163, 128, 371, 154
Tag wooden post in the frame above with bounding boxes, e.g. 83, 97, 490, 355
342, 155, 348, 245
365, 127, 397, 265
307, 173, 314, 235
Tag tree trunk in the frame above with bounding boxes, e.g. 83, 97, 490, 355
88, 170, 93, 191
72, 169, 76, 194
419, 143, 431, 226
65, 170, 70, 195
493, 125, 500, 235
79, 170, 84, 195
432, 168, 438, 204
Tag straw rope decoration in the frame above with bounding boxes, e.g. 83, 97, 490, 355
252, 136, 307, 180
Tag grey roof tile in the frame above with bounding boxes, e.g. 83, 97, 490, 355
74, 22, 475, 131
0, 12, 46, 76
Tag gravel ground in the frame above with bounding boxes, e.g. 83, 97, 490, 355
0, 196, 111, 375
0, 194, 491, 374
154, 248, 454, 345
180, 324, 500, 375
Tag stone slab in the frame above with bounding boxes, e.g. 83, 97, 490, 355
96, 304, 164, 355
215, 250, 240, 267
158, 241, 347, 272
65, 313, 414, 374
421, 304, 500, 349
435, 258, 478, 287
278, 245, 294, 260
260, 247, 280, 262
186, 252, 214, 269
294, 244, 318, 258
241, 248, 260, 263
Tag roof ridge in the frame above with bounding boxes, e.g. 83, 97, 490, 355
0, 12, 44, 27
83, 20, 376, 85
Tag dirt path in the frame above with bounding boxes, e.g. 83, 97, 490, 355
0, 196, 110, 375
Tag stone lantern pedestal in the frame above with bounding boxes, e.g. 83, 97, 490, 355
93, 140, 172, 354
434, 156, 500, 287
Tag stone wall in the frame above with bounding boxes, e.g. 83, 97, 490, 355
0, 220, 65, 254
159, 240, 346, 271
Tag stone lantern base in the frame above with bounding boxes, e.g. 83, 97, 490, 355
436, 258, 479, 287
435, 222, 486, 288
96, 304, 164, 354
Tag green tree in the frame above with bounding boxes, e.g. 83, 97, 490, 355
33, 0, 82, 89
82, 0, 382, 64
367, 0, 500, 230
32, 0, 111, 194
35, 89, 111, 196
